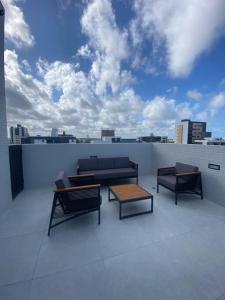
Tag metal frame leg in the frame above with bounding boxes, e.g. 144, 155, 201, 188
151, 196, 153, 213
175, 193, 178, 205
98, 207, 101, 224
48, 193, 58, 236
119, 196, 154, 220
119, 202, 122, 220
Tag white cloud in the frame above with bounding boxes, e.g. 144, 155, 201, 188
5, 48, 196, 138
132, 0, 225, 77
187, 89, 203, 101
210, 92, 225, 109
196, 110, 209, 122
2, 0, 34, 48
81, 0, 129, 95
6, 0, 209, 138
77, 44, 93, 58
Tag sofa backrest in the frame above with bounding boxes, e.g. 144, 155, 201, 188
114, 157, 129, 168
78, 158, 98, 171
175, 162, 198, 174
78, 157, 130, 171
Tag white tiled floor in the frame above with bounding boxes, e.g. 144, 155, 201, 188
1, 175, 225, 300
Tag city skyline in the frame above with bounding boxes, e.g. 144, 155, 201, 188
3, 0, 225, 138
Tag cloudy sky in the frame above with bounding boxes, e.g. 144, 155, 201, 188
2, 0, 225, 138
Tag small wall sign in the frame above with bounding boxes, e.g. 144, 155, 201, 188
208, 163, 220, 170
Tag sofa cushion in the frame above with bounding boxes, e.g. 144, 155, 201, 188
80, 168, 137, 180
78, 158, 98, 171
97, 158, 114, 170
175, 162, 198, 174
114, 157, 130, 168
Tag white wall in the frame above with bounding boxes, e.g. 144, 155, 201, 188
0, 3, 12, 214
151, 143, 225, 206
22, 143, 152, 188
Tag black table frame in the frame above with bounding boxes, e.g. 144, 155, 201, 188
108, 185, 153, 220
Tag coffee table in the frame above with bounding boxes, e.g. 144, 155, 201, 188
108, 184, 153, 219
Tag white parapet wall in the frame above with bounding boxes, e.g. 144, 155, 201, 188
0, 2, 12, 214
22, 143, 153, 188
151, 143, 225, 206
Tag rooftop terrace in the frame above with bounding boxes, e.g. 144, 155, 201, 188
0, 143, 225, 300
1, 2, 225, 299
1, 173, 225, 300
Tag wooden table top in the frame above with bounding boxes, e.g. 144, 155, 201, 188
109, 184, 152, 202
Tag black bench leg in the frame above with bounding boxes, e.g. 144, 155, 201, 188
157, 183, 159, 193
98, 207, 101, 224
48, 193, 57, 236
175, 193, 178, 205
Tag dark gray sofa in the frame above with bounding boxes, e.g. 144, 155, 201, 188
157, 162, 203, 205
77, 157, 138, 184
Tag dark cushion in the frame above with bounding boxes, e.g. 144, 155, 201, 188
78, 158, 98, 171
67, 190, 101, 212
114, 157, 129, 168
80, 168, 137, 180
158, 175, 176, 191
55, 171, 71, 188
97, 158, 114, 170
175, 162, 198, 174
158, 175, 192, 191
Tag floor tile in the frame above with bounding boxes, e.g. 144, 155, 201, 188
0, 281, 31, 300
0, 232, 43, 286
34, 216, 101, 277
30, 261, 111, 300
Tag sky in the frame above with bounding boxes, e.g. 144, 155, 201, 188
2, 0, 225, 138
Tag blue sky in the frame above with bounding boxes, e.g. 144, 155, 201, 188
3, 0, 225, 138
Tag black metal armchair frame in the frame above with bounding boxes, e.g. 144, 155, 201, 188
48, 174, 101, 236
157, 167, 203, 205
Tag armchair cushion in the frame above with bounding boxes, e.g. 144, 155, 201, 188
55, 171, 71, 189
175, 162, 198, 174
158, 175, 191, 191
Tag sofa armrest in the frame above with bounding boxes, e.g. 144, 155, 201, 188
129, 160, 138, 170
176, 171, 201, 177
158, 167, 175, 176
76, 164, 80, 175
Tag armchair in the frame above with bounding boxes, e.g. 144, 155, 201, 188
157, 162, 203, 205
48, 171, 101, 236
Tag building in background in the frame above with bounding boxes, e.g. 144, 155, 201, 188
51, 128, 58, 137
101, 129, 115, 143
22, 134, 76, 144
195, 138, 225, 145
22, 131, 76, 144
175, 119, 211, 144
112, 137, 139, 143
138, 135, 168, 143
10, 124, 29, 144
